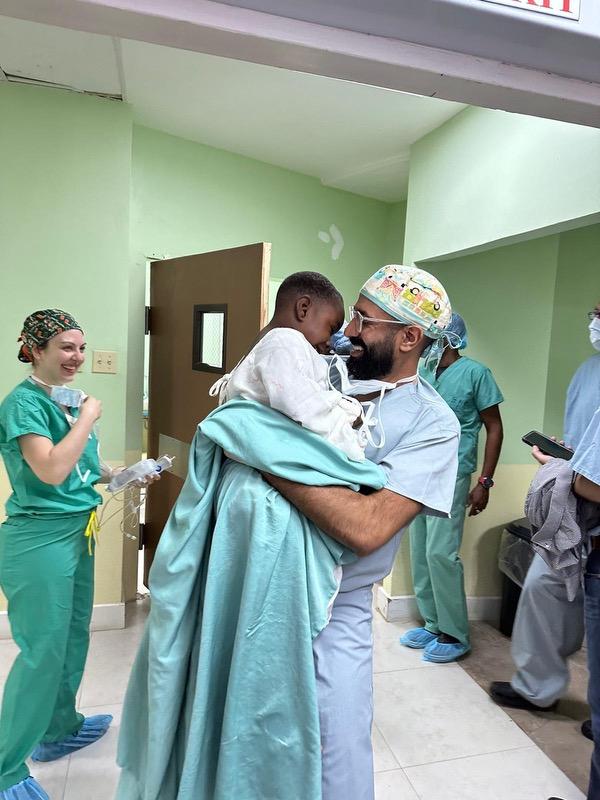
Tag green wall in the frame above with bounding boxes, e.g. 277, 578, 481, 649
0, 83, 132, 459
544, 225, 600, 438
423, 225, 600, 463
383, 201, 407, 263
126, 125, 392, 451
404, 107, 600, 265
131, 125, 390, 301
396, 104, 600, 600
386, 226, 600, 601
424, 235, 560, 465
5, 79, 596, 609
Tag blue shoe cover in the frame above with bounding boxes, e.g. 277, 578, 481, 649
422, 640, 470, 663
0, 777, 49, 800
399, 627, 438, 649
31, 714, 113, 762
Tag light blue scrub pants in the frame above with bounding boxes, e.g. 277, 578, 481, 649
510, 552, 584, 707
313, 586, 375, 800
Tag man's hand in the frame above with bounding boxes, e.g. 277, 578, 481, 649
532, 435, 574, 466
467, 484, 489, 516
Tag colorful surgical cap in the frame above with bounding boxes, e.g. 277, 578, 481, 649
360, 265, 452, 339
18, 309, 83, 363
444, 312, 468, 350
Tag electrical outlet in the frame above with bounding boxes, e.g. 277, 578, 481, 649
92, 350, 117, 374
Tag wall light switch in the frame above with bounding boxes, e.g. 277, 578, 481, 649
92, 350, 117, 374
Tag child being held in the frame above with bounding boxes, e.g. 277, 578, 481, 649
210, 272, 365, 462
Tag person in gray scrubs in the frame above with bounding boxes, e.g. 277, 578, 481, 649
266, 265, 460, 800
491, 301, 600, 714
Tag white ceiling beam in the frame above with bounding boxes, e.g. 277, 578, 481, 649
1, 0, 600, 127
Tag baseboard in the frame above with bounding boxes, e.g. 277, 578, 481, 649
0, 602, 125, 639
375, 584, 501, 626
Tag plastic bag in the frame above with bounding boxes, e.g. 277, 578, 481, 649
498, 529, 534, 588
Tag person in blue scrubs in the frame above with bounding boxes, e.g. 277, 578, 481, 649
533, 406, 600, 800
266, 265, 460, 800
572, 409, 600, 799
401, 313, 504, 662
491, 301, 600, 716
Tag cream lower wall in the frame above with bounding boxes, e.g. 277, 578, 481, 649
383, 463, 538, 598
0, 460, 128, 612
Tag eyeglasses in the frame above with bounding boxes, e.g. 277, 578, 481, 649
348, 305, 408, 335
588, 310, 600, 321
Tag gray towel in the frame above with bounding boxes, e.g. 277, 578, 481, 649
525, 459, 600, 600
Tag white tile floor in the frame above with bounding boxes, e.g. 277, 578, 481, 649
0, 597, 586, 800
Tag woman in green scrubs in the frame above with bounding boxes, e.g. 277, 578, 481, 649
0, 310, 112, 800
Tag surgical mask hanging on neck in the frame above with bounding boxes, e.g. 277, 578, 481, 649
327, 356, 417, 449
590, 318, 600, 352
29, 375, 87, 408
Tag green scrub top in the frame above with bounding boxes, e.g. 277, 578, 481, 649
0, 379, 102, 517
421, 356, 503, 476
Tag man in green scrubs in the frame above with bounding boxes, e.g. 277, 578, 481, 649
400, 313, 504, 662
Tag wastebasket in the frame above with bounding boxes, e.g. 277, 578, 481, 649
498, 518, 534, 637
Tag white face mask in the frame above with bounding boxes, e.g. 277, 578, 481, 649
30, 375, 87, 408
590, 318, 600, 352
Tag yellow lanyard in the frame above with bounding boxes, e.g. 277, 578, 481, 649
84, 509, 99, 555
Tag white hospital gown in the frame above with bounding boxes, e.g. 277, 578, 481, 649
215, 328, 366, 462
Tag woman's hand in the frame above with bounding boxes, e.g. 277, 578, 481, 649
136, 472, 161, 487
79, 396, 102, 424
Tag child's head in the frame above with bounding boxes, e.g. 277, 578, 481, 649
274, 272, 344, 351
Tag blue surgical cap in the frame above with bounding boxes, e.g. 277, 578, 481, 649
445, 312, 468, 350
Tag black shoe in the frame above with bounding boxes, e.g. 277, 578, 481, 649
582, 719, 594, 741
489, 682, 558, 712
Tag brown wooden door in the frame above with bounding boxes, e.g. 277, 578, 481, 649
144, 243, 271, 582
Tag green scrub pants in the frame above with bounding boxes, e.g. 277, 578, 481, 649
0, 511, 95, 791
409, 473, 471, 647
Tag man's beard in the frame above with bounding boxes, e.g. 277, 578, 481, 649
347, 334, 395, 380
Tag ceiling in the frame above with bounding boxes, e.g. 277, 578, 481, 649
0, 14, 465, 202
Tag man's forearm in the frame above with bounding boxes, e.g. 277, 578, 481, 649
263, 475, 421, 556
481, 423, 503, 478
574, 474, 600, 503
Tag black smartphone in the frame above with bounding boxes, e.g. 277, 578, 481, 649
522, 430, 573, 461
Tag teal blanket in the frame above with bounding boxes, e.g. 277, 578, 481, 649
116, 399, 386, 800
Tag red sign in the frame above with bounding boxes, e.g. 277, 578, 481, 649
480, 0, 581, 20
